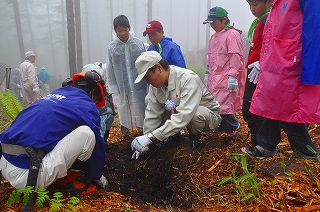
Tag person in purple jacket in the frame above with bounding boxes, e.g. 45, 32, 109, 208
0, 70, 108, 195
143, 20, 186, 68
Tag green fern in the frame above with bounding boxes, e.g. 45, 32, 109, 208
0, 89, 23, 119
7, 188, 23, 206
36, 187, 50, 209
23, 186, 34, 206
50, 192, 64, 212
66, 196, 83, 212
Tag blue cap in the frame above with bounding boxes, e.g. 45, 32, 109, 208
203, 6, 228, 24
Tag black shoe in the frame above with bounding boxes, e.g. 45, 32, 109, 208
241, 146, 275, 159
292, 152, 320, 162
156, 133, 182, 148
191, 139, 203, 149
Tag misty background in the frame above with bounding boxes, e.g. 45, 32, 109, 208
0, 0, 254, 90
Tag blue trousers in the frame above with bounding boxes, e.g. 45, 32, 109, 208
99, 107, 114, 139
215, 114, 239, 132
256, 119, 318, 156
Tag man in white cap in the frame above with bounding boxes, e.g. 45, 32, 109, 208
20, 51, 40, 106
130, 51, 222, 159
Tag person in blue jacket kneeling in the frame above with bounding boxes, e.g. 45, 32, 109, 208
0, 70, 108, 195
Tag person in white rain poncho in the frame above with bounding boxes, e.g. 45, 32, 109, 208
107, 15, 147, 141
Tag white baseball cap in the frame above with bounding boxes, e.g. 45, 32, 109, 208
25, 51, 36, 59
134, 51, 161, 83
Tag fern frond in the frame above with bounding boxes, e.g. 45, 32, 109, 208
0, 89, 23, 119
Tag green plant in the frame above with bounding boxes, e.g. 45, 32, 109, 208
23, 186, 34, 206
218, 153, 262, 203
7, 186, 35, 206
280, 156, 293, 177
124, 208, 132, 212
306, 145, 317, 155
271, 179, 277, 192
49, 192, 64, 212
7, 187, 23, 206
0, 89, 23, 119
306, 145, 320, 162
66, 196, 83, 212
36, 187, 50, 209
304, 161, 316, 184
7, 187, 83, 212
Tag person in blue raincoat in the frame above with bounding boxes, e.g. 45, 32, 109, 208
38, 67, 51, 95
143, 20, 186, 68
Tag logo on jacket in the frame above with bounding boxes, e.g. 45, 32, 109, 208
282, 3, 288, 12
43, 93, 66, 103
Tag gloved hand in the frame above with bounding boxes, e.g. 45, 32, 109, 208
248, 61, 260, 84
164, 100, 176, 111
131, 135, 152, 159
32, 87, 39, 93
228, 76, 238, 92
94, 175, 108, 189
17, 84, 21, 88
203, 74, 208, 86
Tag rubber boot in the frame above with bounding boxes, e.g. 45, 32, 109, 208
52, 170, 96, 195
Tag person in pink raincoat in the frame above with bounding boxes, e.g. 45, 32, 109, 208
241, 0, 320, 162
204, 6, 245, 135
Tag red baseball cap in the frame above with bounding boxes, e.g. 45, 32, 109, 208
143, 20, 163, 37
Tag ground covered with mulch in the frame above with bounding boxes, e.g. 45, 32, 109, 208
1, 112, 320, 211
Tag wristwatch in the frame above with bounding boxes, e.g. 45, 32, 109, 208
147, 133, 156, 142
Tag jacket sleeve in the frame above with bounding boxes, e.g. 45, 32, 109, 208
28, 65, 39, 88
143, 90, 165, 134
169, 47, 186, 68
226, 31, 244, 78
82, 105, 107, 180
106, 47, 119, 94
152, 76, 203, 141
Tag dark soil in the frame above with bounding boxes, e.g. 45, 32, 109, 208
1, 112, 320, 211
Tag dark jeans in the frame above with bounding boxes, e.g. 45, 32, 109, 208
256, 119, 318, 156
215, 114, 239, 132
242, 68, 265, 143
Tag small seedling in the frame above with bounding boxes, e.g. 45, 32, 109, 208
280, 156, 293, 177
218, 153, 262, 203
66, 196, 83, 212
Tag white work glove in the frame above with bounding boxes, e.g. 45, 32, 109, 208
94, 175, 108, 189
228, 76, 238, 92
203, 74, 208, 86
164, 100, 176, 111
131, 135, 152, 159
17, 84, 21, 88
247, 61, 260, 84
32, 87, 39, 93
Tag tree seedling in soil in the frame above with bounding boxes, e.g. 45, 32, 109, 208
218, 153, 262, 204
